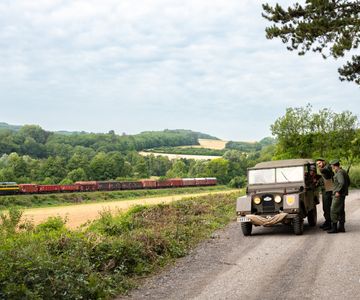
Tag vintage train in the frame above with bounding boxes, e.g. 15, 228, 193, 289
0, 178, 217, 196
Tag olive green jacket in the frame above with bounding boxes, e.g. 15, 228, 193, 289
333, 168, 349, 196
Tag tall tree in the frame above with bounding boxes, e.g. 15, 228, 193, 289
271, 105, 358, 167
206, 158, 229, 184
262, 0, 360, 84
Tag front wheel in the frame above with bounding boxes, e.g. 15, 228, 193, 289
307, 207, 317, 227
293, 215, 304, 235
241, 222, 252, 236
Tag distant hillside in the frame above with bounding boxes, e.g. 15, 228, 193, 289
0, 123, 218, 139
0, 123, 219, 159
139, 129, 218, 141
0, 122, 22, 131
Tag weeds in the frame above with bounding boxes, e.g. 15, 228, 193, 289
0, 191, 242, 299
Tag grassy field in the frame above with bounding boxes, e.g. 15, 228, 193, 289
0, 185, 232, 210
0, 191, 243, 299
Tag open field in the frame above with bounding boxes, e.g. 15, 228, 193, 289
198, 139, 227, 149
21, 190, 238, 228
178, 139, 228, 149
139, 151, 222, 160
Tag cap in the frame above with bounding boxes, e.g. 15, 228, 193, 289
316, 158, 325, 162
330, 159, 340, 165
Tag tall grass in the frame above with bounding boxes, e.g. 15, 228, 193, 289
0, 191, 242, 299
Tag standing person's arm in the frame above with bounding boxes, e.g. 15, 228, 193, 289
334, 172, 345, 197
320, 165, 333, 180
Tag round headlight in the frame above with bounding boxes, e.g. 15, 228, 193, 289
274, 195, 282, 203
253, 196, 261, 205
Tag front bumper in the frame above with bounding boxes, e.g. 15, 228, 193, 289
237, 213, 290, 226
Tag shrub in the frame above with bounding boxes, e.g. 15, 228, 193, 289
36, 216, 67, 233
0, 191, 242, 298
228, 176, 246, 188
349, 165, 360, 188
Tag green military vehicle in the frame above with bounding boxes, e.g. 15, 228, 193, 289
236, 159, 320, 236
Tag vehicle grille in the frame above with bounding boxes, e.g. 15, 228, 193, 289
262, 195, 275, 212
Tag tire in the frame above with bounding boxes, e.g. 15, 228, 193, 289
307, 206, 317, 227
293, 215, 304, 235
241, 222, 252, 236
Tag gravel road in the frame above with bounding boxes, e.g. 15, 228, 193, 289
121, 190, 360, 300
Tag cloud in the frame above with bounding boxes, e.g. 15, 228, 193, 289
0, 0, 359, 140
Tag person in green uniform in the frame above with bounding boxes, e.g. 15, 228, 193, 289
316, 158, 334, 230
328, 159, 349, 234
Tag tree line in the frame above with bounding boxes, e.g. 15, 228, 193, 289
0, 126, 216, 159
0, 147, 273, 187
0, 105, 358, 187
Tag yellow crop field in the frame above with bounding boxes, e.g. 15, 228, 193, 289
198, 139, 227, 150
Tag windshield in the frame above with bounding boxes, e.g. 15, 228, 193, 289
248, 166, 304, 184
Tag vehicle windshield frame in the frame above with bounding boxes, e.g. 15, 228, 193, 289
248, 165, 305, 185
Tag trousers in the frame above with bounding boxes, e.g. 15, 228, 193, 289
330, 194, 345, 223
322, 191, 333, 221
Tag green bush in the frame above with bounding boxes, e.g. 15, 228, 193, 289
0, 191, 242, 299
228, 176, 247, 188
36, 216, 67, 233
349, 165, 360, 188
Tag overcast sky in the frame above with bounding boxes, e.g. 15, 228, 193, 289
0, 0, 359, 141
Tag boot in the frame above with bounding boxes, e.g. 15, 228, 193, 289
327, 222, 338, 234
321, 220, 331, 230
338, 222, 345, 233
319, 221, 327, 229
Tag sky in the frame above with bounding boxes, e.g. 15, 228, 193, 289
0, 0, 359, 141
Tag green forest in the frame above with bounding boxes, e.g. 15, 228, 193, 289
0, 105, 359, 187
0, 123, 272, 186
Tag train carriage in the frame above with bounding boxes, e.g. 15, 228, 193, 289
75, 181, 99, 192
182, 178, 196, 187
140, 180, 157, 189
38, 185, 61, 193
19, 184, 38, 194
168, 178, 183, 187
156, 179, 172, 188
60, 184, 80, 193
205, 177, 217, 185
121, 181, 143, 190
98, 181, 122, 191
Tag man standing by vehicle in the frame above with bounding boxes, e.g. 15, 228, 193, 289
316, 158, 334, 230
328, 159, 349, 234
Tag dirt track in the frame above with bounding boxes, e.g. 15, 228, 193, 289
122, 190, 360, 300
22, 190, 237, 229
